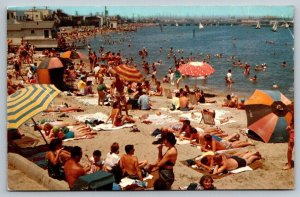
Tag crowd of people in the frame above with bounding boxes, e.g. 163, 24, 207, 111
7, 27, 294, 191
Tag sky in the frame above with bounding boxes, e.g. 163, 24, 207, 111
8, 6, 294, 18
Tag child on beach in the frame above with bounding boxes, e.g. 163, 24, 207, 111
85, 150, 104, 174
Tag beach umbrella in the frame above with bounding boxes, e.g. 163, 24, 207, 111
38, 57, 65, 69
111, 64, 144, 82
245, 89, 292, 143
60, 50, 85, 59
178, 61, 215, 77
7, 84, 61, 144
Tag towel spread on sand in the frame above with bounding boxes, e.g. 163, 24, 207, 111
138, 114, 178, 125
229, 166, 253, 174
73, 112, 108, 122
74, 96, 110, 106
92, 123, 135, 131
178, 110, 236, 125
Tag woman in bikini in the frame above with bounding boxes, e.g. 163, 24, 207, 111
105, 101, 135, 127
149, 132, 178, 189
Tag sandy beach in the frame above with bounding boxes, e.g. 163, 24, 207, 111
7, 74, 294, 190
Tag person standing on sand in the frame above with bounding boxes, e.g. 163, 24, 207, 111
283, 102, 294, 170
112, 74, 129, 116
64, 146, 90, 190
149, 132, 178, 190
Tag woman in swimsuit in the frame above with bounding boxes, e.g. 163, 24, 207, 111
45, 138, 70, 180
105, 101, 135, 127
212, 151, 262, 175
149, 132, 178, 189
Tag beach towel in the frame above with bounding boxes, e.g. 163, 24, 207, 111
74, 96, 110, 106
92, 123, 135, 131
73, 112, 108, 122
27, 151, 48, 169
138, 114, 177, 125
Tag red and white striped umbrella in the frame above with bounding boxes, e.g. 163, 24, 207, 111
178, 61, 215, 77
110, 64, 144, 82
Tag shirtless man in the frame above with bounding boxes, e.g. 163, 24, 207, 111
179, 91, 193, 111
202, 134, 253, 152
213, 152, 262, 175
64, 146, 90, 190
112, 74, 129, 116
119, 145, 147, 180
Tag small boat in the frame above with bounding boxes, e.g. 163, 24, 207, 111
271, 22, 278, 32
175, 21, 179, 27
285, 22, 289, 28
255, 21, 261, 29
199, 22, 204, 30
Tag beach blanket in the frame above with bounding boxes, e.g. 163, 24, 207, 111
92, 123, 135, 131
74, 96, 110, 106
27, 151, 47, 169
138, 114, 177, 125
73, 112, 108, 122
179, 110, 236, 126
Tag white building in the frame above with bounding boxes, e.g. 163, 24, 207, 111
24, 9, 52, 21
109, 19, 118, 29
7, 20, 57, 48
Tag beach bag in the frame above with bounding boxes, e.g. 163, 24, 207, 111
187, 183, 198, 190
186, 159, 196, 166
72, 170, 115, 191
151, 128, 161, 136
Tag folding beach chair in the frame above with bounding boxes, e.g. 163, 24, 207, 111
164, 88, 173, 99
200, 109, 215, 126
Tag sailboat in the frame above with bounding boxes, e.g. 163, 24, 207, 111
285, 22, 289, 28
175, 21, 179, 27
271, 22, 278, 32
199, 22, 204, 30
255, 21, 261, 29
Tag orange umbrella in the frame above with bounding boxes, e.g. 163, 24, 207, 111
61, 50, 85, 59
110, 64, 144, 82
245, 89, 292, 143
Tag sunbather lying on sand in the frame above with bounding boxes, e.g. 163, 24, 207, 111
201, 133, 254, 152
38, 123, 96, 141
212, 151, 262, 175
105, 101, 135, 127
194, 151, 262, 174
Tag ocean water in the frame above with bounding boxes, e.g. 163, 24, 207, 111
83, 25, 294, 99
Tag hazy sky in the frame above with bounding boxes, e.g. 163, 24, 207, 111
8, 6, 294, 18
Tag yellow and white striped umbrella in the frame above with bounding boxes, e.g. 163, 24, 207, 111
7, 84, 61, 129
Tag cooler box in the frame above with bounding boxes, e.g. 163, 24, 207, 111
73, 170, 115, 191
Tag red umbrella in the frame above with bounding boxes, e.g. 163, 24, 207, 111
178, 61, 215, 77
110, 64, 144, 82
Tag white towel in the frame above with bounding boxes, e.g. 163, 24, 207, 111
230, 166, 253, 174
92, 123, 135, 131
73, 112, 108, 122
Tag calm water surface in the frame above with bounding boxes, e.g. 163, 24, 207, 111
83, 25, 294, 99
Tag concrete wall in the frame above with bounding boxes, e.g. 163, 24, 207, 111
8, 153, 69, 190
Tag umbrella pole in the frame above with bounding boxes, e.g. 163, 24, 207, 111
31, 118, 48, 145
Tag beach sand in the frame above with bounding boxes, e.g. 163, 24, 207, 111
7, 76, 294, 190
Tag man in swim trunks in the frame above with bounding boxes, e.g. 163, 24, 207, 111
212, 152, 262, 175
